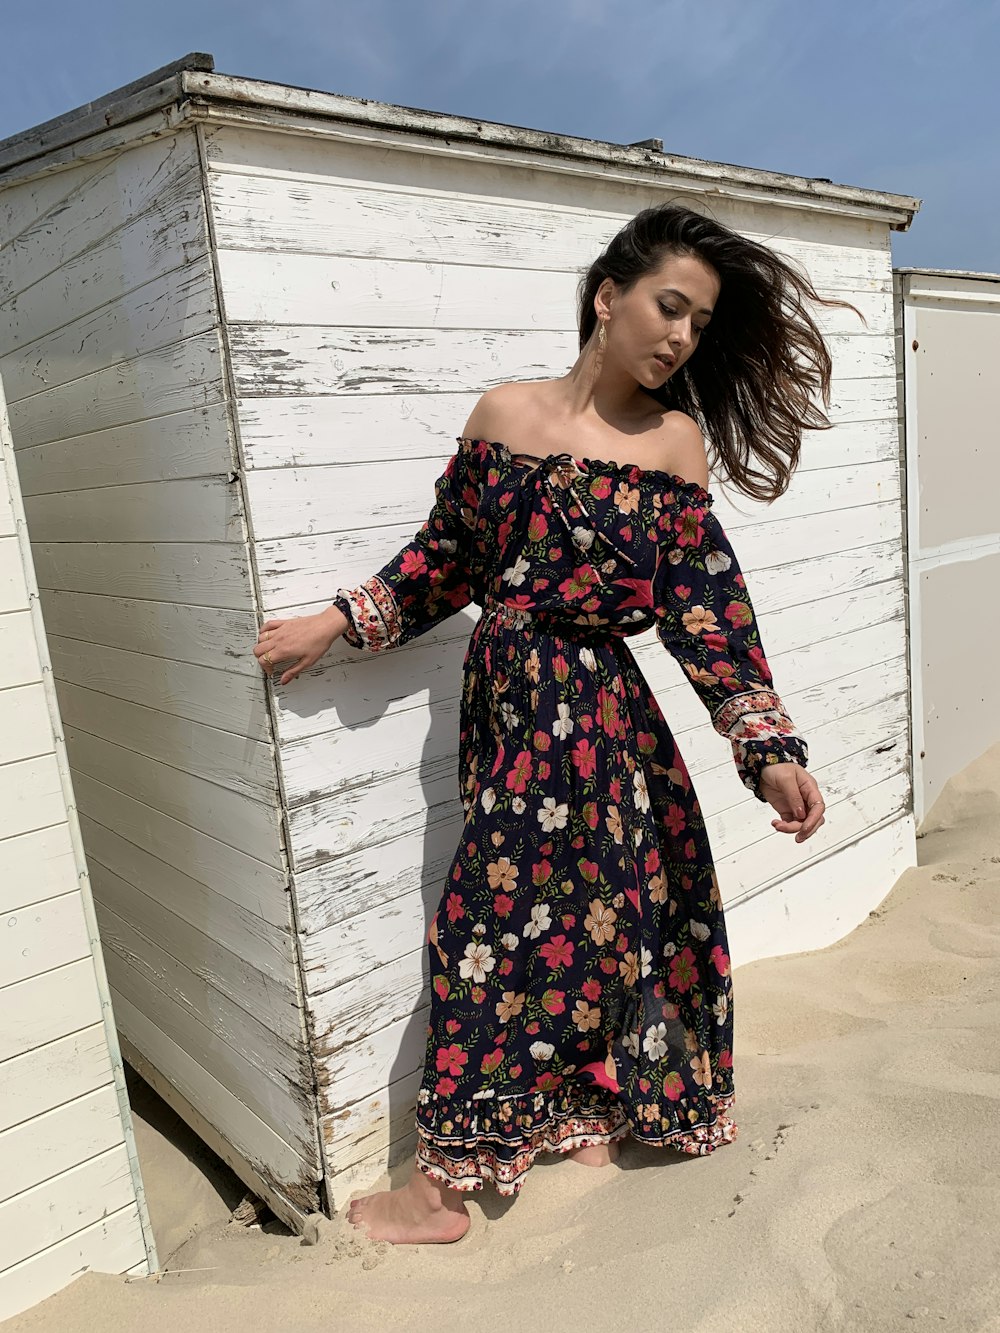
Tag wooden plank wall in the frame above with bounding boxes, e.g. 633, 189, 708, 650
0, 130, 321, 1225
205, 121, 910, 1203
0, 373, 151, 1320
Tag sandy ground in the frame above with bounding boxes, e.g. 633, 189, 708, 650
7, 743, 1000, 1333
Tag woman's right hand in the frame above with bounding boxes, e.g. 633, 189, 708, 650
252, 605, 349, 686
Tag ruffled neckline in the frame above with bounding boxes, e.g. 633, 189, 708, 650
456, 436, 713, 504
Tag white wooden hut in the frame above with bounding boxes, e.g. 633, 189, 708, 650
0, 53, 921, 1224
893, 267, 1000, 826
0, 372, 156, 1320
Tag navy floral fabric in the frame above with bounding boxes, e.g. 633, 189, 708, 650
333, 435, 808, 1195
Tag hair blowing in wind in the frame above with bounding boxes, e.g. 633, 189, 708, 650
577, 202, 866, 504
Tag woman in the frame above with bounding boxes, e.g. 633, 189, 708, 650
253, 202, 836, 1245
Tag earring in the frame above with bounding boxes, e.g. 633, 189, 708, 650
598, 318, 607, 351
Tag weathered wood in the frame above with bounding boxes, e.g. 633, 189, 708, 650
6, 331, 225, 451
47, 635, 269, 739
236, 390, 899, 471
32, 538, 250, 608
0, 134, 202, 299
112, 1001, 320, 1209
98, 909, 316, 1161
39, 588, 255, 675
0, 262, 217, 403
63, 725, 283, 866
217, 246, 894, 335
72, 771, 290, 929
16, 403, 234, 496
228, 324, 894, 400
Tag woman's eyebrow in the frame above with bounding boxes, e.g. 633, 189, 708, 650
658, 286, 714, 318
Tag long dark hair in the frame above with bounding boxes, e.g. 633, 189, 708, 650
577, 201, 865, 503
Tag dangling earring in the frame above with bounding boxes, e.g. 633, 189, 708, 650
597, 317, 607, 351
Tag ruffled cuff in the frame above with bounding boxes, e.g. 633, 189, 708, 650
715, 689, 809, 803
333, 575, 402, 652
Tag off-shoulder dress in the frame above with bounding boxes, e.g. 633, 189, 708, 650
332, 435, 808, 1195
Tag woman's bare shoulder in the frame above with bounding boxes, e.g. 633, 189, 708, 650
641, 409, 708, 487
460, 380, 553, 444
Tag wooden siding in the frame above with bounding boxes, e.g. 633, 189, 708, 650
0, 128, 321, 1230
0, 374, 152, 1320
206, 121, 913, 1203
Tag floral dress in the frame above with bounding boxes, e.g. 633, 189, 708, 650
332, 435, 808, 1196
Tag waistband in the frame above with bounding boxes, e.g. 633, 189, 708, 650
479, 597, 628, 646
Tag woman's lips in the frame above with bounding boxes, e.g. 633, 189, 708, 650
655, 355, 675, 372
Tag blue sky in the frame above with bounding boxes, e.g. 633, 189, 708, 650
1, 0, 996, 271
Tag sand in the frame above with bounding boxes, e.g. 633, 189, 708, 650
7, 743, 1000, 1333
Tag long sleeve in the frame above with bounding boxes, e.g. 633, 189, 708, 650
652, 485, 808, 802
332, 436, 481, 652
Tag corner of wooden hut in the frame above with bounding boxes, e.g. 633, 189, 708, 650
0, 53, 922, 1225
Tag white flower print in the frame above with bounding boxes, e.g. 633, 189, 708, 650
579, 647, 596, 672
640, 946, 653, 978
689, 919, 711, 942
643, 1022, 668, 1061
529, 1040, 555, 1062
481, 786, 496, 813
705, 549, 732, 576
499, 701, 521, 730
538, 797, 569, 832
459, 940, 495, 984
502, 555, 531, 587
501, 932, 519, 951
511, 795, 526, 815
523, 903, 552, 940
571, 525, 595, 550
633, 769, 651, 813
713, 992, 729, 1026
552, 702, 574, 739
622, 1030, 640, 1059
663, 941, 677, 958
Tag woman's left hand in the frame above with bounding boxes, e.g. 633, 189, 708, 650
759, 763, 825, 843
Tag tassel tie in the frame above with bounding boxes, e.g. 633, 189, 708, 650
515, 452, 640, 589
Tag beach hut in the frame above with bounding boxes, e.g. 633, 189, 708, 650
893, 267, 1000, 826
0, 53, 921, 1226
0, 372, 157, 1320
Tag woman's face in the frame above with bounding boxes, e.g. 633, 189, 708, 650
598, 251, 720, 388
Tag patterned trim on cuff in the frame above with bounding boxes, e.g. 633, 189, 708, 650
713, 689, 808, 802
334, 575, 403, 652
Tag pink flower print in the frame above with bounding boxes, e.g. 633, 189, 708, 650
506, 750, 533, 793
559, 567, 599, 600
528, 511, 549, 541
433, 976, 450, 1000
532, 859, 552, 886
665, 804, 687, 836
435, 1076, 457, 1096
645, 847, 661, 874
572, 738, 597, 778
400, 548, 428, 577
539, 934, 574, 971
446, 892, 465, 923
553, 654, 570, 683
582, 978, 602, 1001
541, 988, 566, 1015
668, 947, 699, 993
435, 1044, 468, 1076
597, 687, 621, 737
661, 1070, 684, 1102
748, 644, 772, 683
674, 506, 706, 548
481, 1048, 504, 1075
710, 944, 731, 976
494, 892, 514, 917
724, 599, 753, 630
582, 801, 599, 830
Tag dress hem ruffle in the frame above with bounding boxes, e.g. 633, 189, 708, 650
413, 1081, 738, 1195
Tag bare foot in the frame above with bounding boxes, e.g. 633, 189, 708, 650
347, 1158, 471, 1245
565, 1138, 622, 1168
